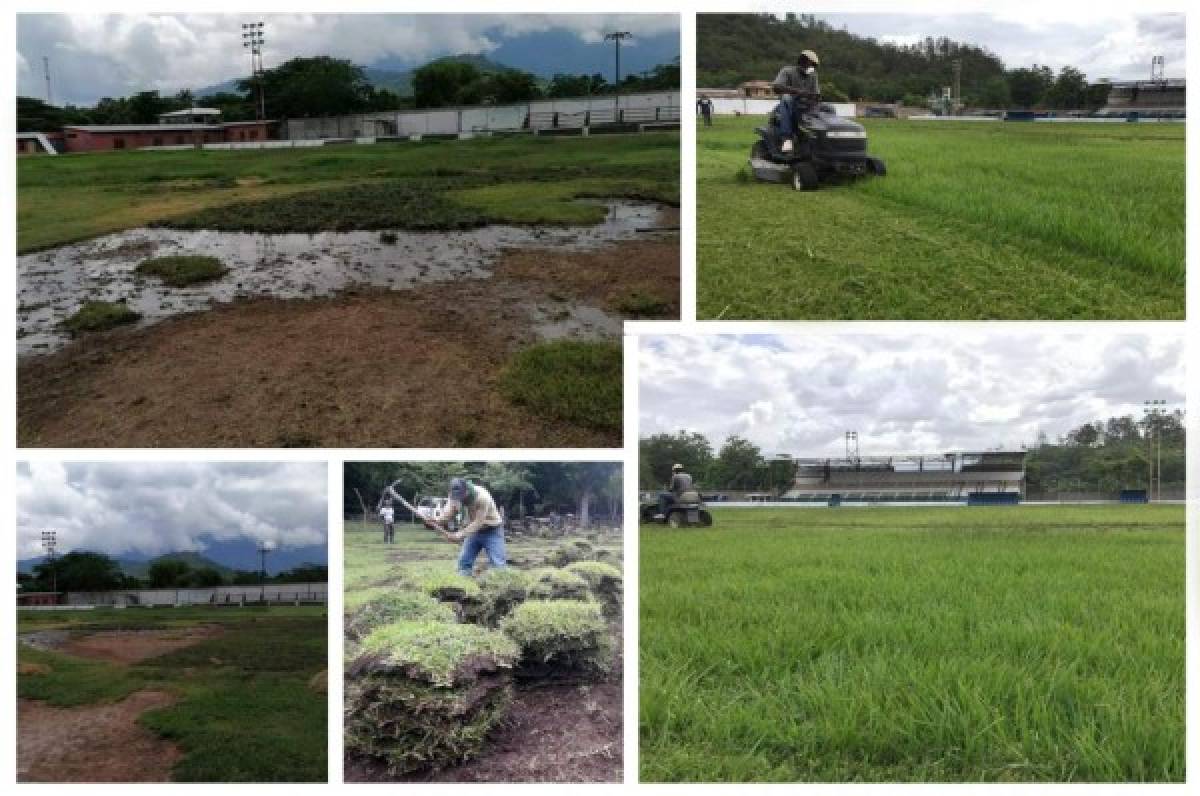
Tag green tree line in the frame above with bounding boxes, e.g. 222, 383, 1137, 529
698, 13, 1111, 110
18, 553, 328, 594
344, 461, 622, 526
640, 411, 1185, 493
17, 53, 680, 132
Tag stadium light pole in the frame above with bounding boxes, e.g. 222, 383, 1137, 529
1142, 399, 1167, 500
41, 530, 58, 597
605, 31, 633, 113
256, 540, 274, 603
242, 21, 266, 120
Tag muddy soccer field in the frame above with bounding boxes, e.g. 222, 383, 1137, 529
17, 606, 327, 783
343, 519, 624, 783
16, 133, 679, 447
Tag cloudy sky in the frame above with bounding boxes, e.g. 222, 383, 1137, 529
15, 461, 327, 560
639, 331, 1185, 457
806, 11, 1185, 81
16, 13, 680, 106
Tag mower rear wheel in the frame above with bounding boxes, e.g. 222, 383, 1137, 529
792, 162, 819, 191
866, 157, 887, 176
698, 511, 713, 527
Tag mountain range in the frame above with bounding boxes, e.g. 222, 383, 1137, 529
18, 535, 327, 578
195, 30, 680, 98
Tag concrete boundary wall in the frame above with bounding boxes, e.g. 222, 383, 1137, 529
63, 582, 329, 606
706, 98, 856, 117
285, 92, 681, 140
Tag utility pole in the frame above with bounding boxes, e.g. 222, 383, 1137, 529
256, 540, 274, 603
604, 31, 633, 114
242, 21, 266, 120
42, 56, 53, 105
952, 59, 962, 114
41, 530, 58, 599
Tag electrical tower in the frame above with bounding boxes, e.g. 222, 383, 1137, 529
242, 21, 266, 120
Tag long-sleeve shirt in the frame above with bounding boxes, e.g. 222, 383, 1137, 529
670, 472, 694, 495
772, 65, 820, 96
442, 485, 503, 539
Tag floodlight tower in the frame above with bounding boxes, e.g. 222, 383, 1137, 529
845, 431, 859, 460
42, 56, 52, 105
605, 31, 633, 112
1151, 55, 1165, 83
242, 21, 266, 120
1142, 399, 1168, 500
256, 539, 274, 603
41, 530, 58, 595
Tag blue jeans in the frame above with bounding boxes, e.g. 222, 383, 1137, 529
776, 95, 797, 140
658, 492, 675, 516
458, 526, 506, 576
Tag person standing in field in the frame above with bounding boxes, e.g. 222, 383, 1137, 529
772, 49, 821, 152
379, 498, 396, 544
422, 477, 506, 577
697, 95, 714, 126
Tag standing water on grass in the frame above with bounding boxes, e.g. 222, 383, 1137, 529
17, 199, 670, 355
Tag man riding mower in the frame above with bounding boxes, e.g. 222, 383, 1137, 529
640, 464, 714, 528
749, 49, 886, 190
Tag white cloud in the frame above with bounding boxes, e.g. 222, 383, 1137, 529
639, 331, 1185, 457
15, 461, 328, 559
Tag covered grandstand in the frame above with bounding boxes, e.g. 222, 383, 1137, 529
781, 451, 1027, 502
1096, 78, 1185, 119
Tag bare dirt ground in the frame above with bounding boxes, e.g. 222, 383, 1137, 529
60, 626, 225, 665
18, 690, 182, 783
18, 238, 677, 448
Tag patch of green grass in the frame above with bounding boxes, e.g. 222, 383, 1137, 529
359, 620, 520, 686
135, 255, 228, 287
697, 117, 1183, 319
640, 504, 1185, 782
61, 300, 140, 334
17, 644, 147, 706
613, 291, 673, 318
18, 132, 679, 251
499, 340, 621, 432
18, 607, 327, 782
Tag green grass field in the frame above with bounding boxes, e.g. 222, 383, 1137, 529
18, 606, 327, 782
640, 505, 1184, 782
697, 118, 1183, 319
17, 132, 679, 252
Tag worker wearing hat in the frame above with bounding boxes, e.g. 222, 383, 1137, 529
657, 463, 695, 518
772, 49, 821, 153
430, 477, 507, 577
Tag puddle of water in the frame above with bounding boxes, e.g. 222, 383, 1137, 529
18, 200, 669, 355
530, 302, 624, 342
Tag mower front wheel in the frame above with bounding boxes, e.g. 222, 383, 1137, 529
866, 157, 887, 176
792, 163, 819, 191
666, 512, 684, 529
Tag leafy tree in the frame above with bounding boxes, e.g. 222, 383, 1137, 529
244, 56, 374, 118
128, 90, 172, 124
1045, 66, 1089, 109
28, 552, 125, 592
148, 559, 192, 588
486, 69, 542, 104
548, 73, 608, 98
1006, 65, 1054, 108
412, 60, 484, 108
639, 431, 715, 489
275, 564, 328, 583
710, 435, 765, 490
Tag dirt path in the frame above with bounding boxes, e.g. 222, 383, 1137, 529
18, 690, 182, 783
19, 238, 676, 447
60, 626, 225, 664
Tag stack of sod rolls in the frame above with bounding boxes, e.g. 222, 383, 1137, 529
501, 599, 614, 681
345, 621, 519, 774
565, 560, 623, 618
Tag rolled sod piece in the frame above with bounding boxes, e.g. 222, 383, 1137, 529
527, 567, 591, 601
501, 599, 614, 682
565, 560, 623, 618
546, 538, 595, 567
346, 590, 457, 640
395, 563, 483, 617
472, 568, 533, 626
345, 621, 519, 774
